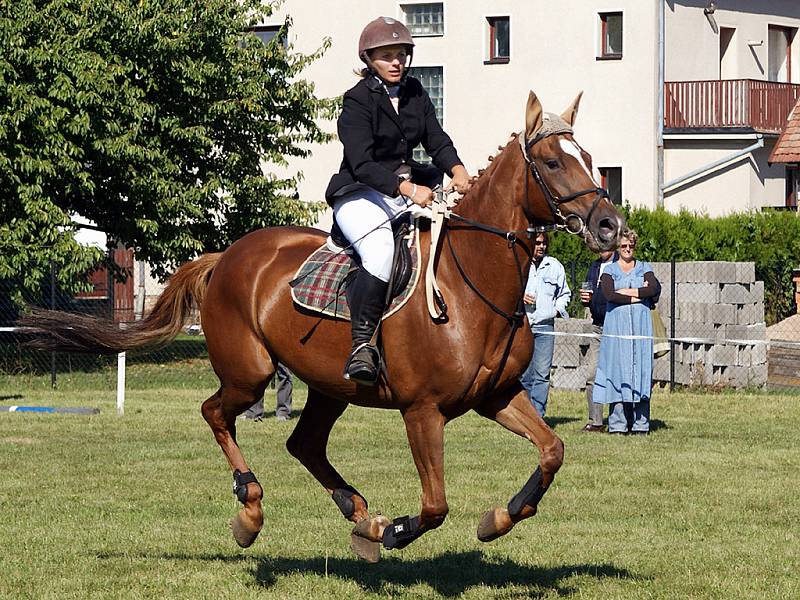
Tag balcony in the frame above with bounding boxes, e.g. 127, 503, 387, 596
665, 79, 800, 133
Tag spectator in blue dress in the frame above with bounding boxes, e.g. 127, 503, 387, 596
520, 232, 571, 418
592, 229, 660, 434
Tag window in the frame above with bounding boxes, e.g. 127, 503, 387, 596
485, 16, 510, 64
412, 66, 443, 163
401, 3, 444, 36
787, 168, 799, 208
598, 12, 622, 59
768, 25, 795, 83
599, 167, 622, 205
719, 27, 736, 79
250, 25, 286, 48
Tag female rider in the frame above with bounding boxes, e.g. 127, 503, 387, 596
325, 16, 472, 385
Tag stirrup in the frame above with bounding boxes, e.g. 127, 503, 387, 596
343, 343, 381, 385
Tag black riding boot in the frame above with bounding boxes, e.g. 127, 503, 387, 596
345, 269, 389, 385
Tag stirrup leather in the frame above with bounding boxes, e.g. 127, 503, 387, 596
343, 342, 382, 383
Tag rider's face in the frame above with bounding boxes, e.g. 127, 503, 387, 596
369, 45, 408, 84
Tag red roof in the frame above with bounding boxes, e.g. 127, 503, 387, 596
769, 96, 800, 164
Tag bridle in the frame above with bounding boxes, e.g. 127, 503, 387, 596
520, 131, 610, 237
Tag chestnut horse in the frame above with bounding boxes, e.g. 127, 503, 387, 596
21, 91, 623, 562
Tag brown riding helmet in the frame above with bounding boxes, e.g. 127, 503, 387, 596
358, 17, 415, 62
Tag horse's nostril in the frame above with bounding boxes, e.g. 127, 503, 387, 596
597, 217, 617, 242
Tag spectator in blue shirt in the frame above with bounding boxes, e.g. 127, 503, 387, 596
520, 232, 571, 417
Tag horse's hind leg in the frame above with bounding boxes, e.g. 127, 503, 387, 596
473, 385, 564, 542
286, 389, 389, 562
201, 354, 272, 548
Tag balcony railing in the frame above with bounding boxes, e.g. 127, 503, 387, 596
665, 79, 800, 133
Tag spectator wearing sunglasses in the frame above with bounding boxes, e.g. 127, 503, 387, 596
520, 232, 571, 418
593, 228, 661, 435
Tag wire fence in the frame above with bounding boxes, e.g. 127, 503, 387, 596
554, 259, 800, 391
1, 258, 799, 392
0, 259, 209, 391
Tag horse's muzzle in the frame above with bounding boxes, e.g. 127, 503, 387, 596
587, 213, 624, 252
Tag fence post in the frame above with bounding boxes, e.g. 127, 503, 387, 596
669, 258, 676, 392
116, 351, 125, 416
50, 260, 56, 389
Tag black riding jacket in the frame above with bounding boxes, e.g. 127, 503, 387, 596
325, 75, 463, 204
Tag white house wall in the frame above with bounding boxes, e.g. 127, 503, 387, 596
664, 141, 752, 215
266, 1, 800, 225
272, 0, 660, 219
752, 145, 788, 208
666, 0, 800, 82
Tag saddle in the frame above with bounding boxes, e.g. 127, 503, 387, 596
290, 215, 421, 321
291, 164, 445, 321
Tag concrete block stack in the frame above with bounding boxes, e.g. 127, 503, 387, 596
651, 261, 766, 389
548, 261, 767, 390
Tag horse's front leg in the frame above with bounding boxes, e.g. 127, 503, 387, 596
363, 405, 449, 552
473, 384, 564, 542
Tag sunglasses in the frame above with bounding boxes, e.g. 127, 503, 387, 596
619, 244, 635, 249
534, 241, 548, 247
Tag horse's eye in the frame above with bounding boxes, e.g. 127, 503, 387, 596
545, 160, 559, 170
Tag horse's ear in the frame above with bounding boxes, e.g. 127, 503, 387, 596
561, 91, 584, 127
525, 91, 543, 140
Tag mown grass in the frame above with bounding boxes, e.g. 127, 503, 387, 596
1, 372, 799, 599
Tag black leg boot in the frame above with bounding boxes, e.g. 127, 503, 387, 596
344, 269, 389, 385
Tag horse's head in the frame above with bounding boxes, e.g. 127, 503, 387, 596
520, 91, 624, 252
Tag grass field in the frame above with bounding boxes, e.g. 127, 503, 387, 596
1, 367, 799, 599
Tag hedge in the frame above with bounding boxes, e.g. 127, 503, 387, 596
548, 207, 800, 326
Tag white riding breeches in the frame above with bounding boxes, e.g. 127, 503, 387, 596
332, 185, 410, 282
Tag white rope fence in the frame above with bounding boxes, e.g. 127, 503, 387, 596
538, 329, 800, 348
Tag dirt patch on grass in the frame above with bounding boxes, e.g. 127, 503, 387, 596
2, 437, 36, 445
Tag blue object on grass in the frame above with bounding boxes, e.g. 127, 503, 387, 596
0, 406, 100, 415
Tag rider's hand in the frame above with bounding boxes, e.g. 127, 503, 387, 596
400, 180, 434, 207
446, 165, 473, 195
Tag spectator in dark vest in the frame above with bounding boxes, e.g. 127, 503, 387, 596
580, 249, 617, 432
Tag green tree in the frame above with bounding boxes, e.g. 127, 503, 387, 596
0, 0, 332, 296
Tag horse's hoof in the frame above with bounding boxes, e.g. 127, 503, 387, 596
350, 531, 381, 563
477, 507, 515, 542
350, 515, 391, 562
230, 513, 261, 548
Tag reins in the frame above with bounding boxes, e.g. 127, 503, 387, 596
443, 219, 530, 394
444, 217, 531, 325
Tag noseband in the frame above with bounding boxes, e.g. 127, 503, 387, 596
519, 132, 609, 236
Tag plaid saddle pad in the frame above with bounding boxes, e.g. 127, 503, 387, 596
290, 231, 421, 321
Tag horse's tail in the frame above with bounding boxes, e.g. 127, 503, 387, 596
18, 253, 223, 354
